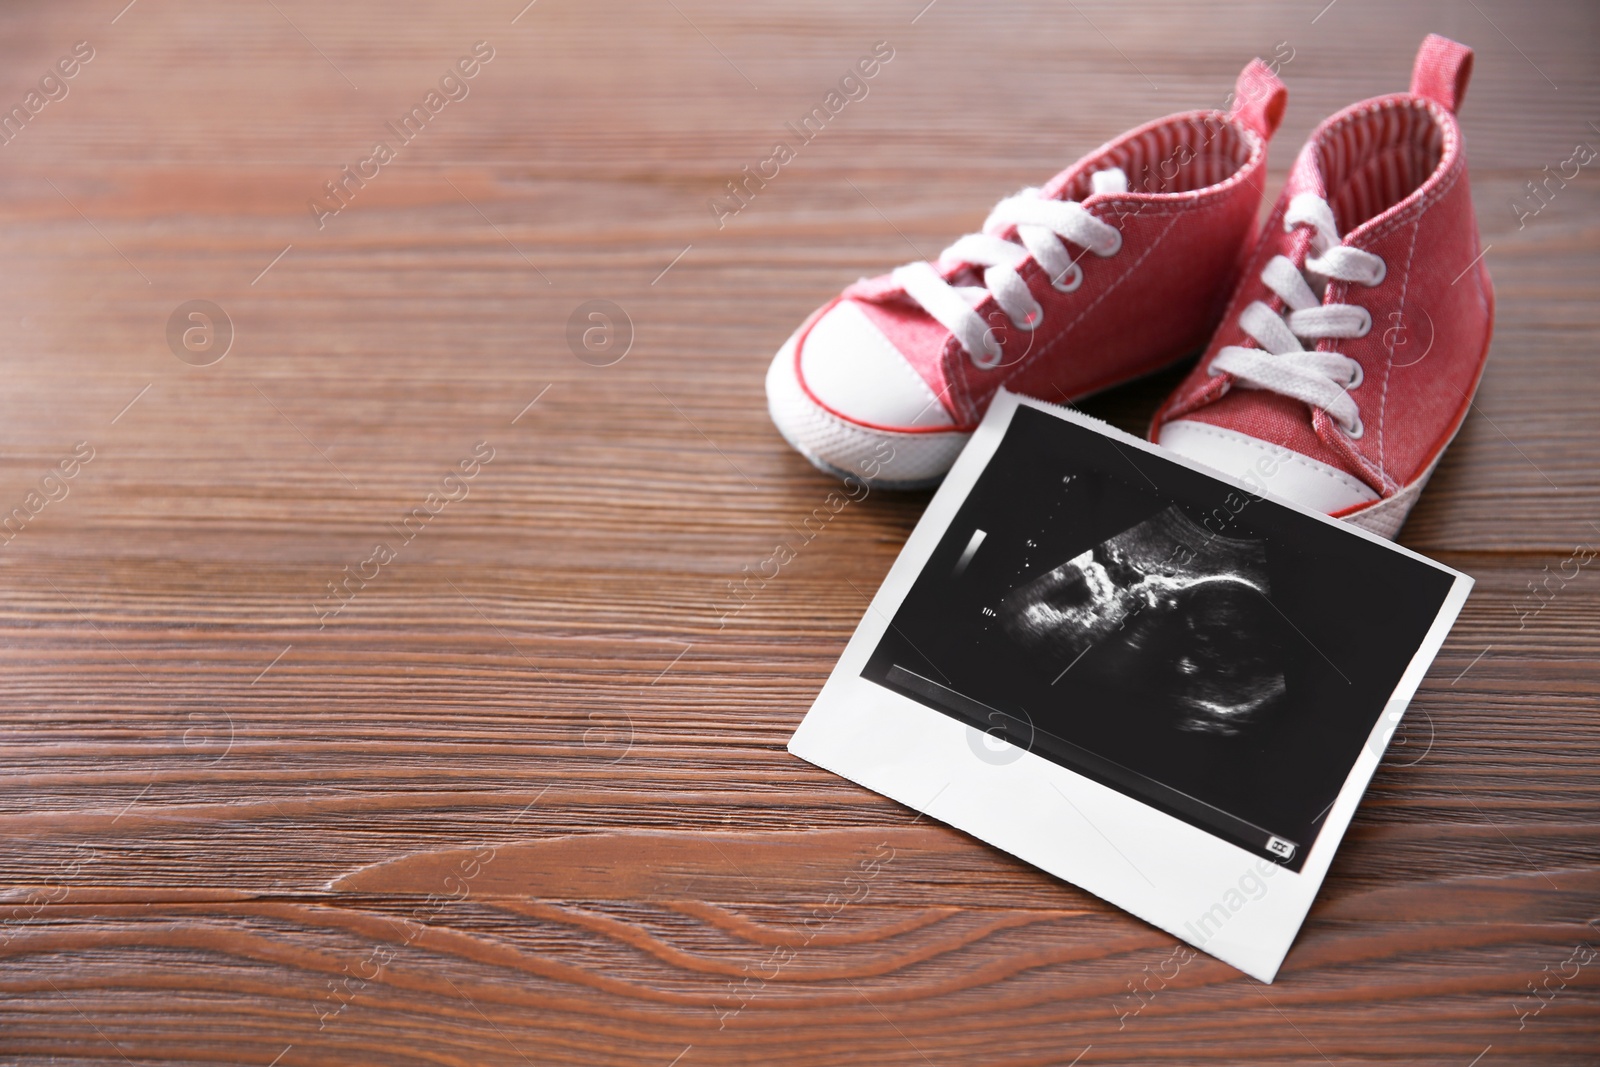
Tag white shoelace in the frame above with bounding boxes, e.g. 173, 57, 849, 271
1208, 193, 1387, 438
892, 169, 1127, 369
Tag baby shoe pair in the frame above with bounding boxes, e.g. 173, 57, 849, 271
766, 35, 1492, 538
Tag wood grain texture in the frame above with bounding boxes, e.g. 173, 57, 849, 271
1, 0, 1597, 1063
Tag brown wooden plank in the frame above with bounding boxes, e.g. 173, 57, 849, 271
1, 0, 1597, 1063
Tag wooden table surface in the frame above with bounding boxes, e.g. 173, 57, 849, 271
2, 1, 1597, 1064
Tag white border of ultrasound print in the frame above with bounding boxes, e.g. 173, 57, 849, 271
788, 389, 1473, 983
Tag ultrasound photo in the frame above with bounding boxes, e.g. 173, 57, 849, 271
862, 404, 1458, 870
998, 506, 1287, 738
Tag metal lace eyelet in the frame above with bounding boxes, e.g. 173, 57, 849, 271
1341, 414, 1365, 439
1365, 257, 1387, 286
1346, 360, 1365, 389
970, 343, 1004, 370
1097, 228, 1123, 257
1353, 306, 1373, 337
1051, 261, 1083, 293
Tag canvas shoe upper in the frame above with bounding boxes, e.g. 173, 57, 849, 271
1151, 35, 1494, 539
767, 58, 1290, 488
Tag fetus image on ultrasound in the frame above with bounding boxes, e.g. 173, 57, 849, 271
997, 506, 1287, 736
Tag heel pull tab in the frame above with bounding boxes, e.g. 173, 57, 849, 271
1411, 34, 1474, 113
1228, 58, 1288, 141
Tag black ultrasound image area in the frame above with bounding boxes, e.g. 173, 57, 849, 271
862, 404, 1458, 870
998, 507, 1286, 737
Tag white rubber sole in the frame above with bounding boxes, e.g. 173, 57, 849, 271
1339, 446, 1446, 539
769, 320, 1465, 536
764, 335, 971, 490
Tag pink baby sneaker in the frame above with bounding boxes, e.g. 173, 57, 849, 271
766, 59, 1290, 487
1151, 35, 1493, 539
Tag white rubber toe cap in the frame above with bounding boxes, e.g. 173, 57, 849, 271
765, 328, 969, 489
1158, 420, 1379, 514
797, 301, 955, 430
